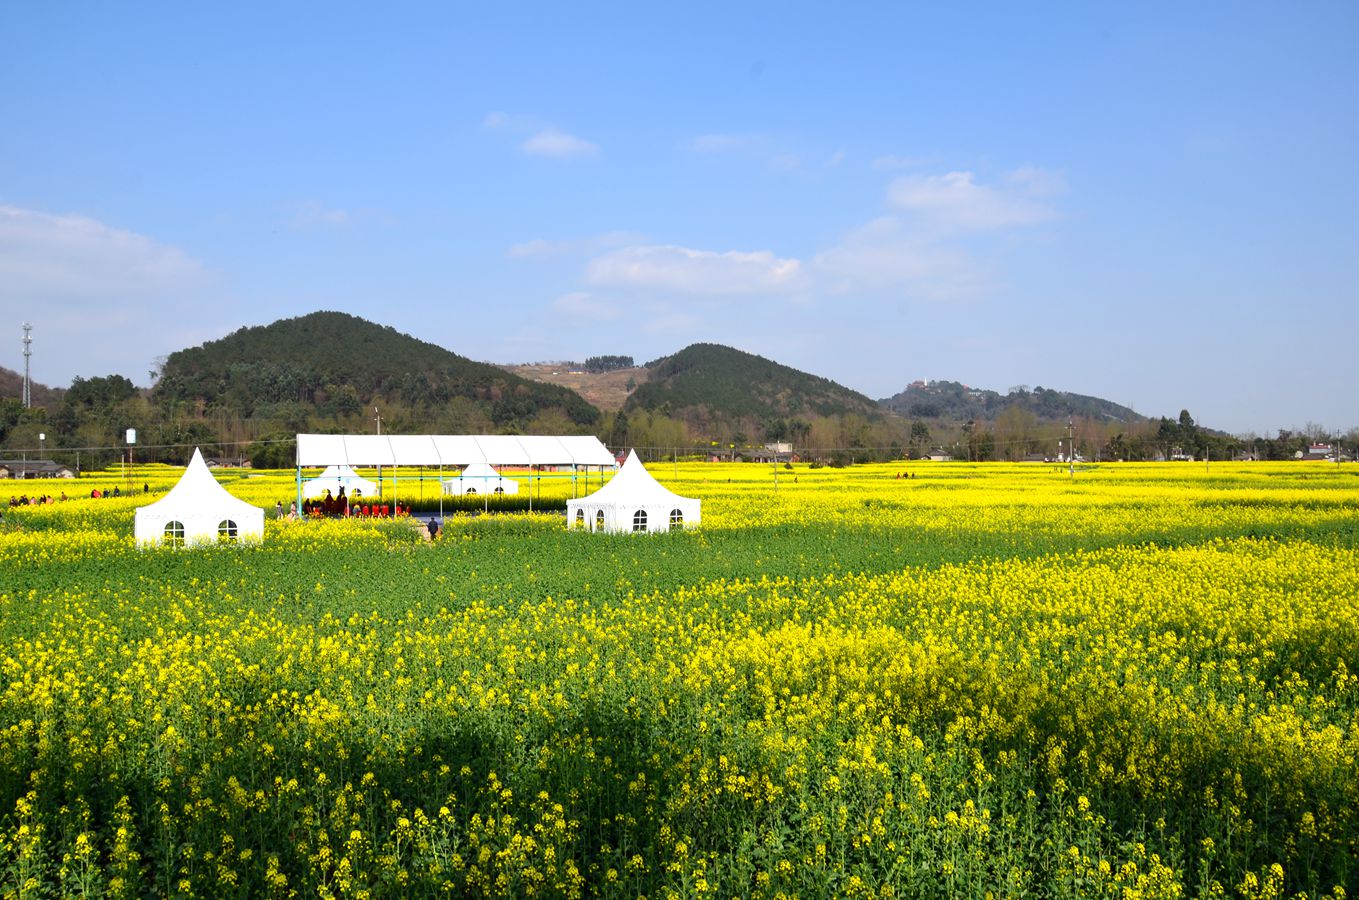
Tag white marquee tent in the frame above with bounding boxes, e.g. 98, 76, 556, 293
294, 433, 617, 512
295, 434, 617, 468
304, 464, 378, 499
134, 448, 264, 546
442, 462, 519, 496
567, 449, 700, 533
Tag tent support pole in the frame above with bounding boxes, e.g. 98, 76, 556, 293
295, 462, 303, 522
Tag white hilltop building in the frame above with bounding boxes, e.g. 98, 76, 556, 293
567, 449, 700, 533
134, 448, 264, 546
304, 464, 378, 499
442, 462, 520, 496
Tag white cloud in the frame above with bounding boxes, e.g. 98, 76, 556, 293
522, 128, 599, 159
287, 202, 393, 230
0, 205, 222, 384
871, 154, 932, 172
814, 216, 989, 300
0, 204, 208, 304
586, 244, 803, 296
550, 291, 620, 321
687, 133, 759, 154
507, 238, 557, 259
641, 311, 701, 335
289, 201, 352, 229
824, 150, 846, 169
483, 112, 600, 159
507, 231, 646, 260
888, 170, 1058, 231
482, 111, 541, 131
1006, 165, 1068, 196
768, 153, 803, 175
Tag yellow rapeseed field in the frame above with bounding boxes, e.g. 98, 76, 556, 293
0, 460, 1355, 897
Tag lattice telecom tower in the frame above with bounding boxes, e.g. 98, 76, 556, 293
22, 323, 33, 408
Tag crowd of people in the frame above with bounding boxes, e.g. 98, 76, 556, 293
8, 493, 63, 506
286, 487, 412, 520
7, 483, 151, 508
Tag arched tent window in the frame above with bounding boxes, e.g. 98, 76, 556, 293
494, 486, 504, 495
466, 487, 477, 495
575, 509, 585, 529
595, 510, 605, 531
163, 521, 185, 547
218, 520, 238, 542
633, 510, 648, 532
669, 508, 683, 530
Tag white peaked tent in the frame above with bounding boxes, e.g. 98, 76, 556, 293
567, 449, 700, 533
304, 464, 378, 499
442, 462, 519, 496
134, 448, 264, 546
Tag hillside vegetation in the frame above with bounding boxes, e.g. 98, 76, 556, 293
498, 363, 645, 412
879, 379, 1143, 425
153, 312, 599, 440
0, 366, 63, 411
5, 313, 1344, 466
622, 343, 881, 442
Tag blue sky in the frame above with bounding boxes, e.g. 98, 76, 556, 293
2, 2, 1355, 435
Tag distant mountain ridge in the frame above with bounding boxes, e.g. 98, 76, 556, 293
0, 366, 64, 409
5, 312, 1170, 461
624, 343, 882, 431
879, 379, 1145, 425
153, 311, 599, 428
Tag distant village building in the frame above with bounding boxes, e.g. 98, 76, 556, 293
205, 457, 251, 468
1302, 443, 1334, 460
747, 447, 798, 464
0, 460, 76, 479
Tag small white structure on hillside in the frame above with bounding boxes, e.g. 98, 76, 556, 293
567, 449, 700, 533
304, 464, 378, 499
442, 462, 520, 496
134, 448, 264, 546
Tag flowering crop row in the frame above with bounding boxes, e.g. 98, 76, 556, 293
0, 461, 1355, 897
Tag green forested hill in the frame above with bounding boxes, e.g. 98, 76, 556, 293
0, 366, 63, 410
153, 311, 599, 428
879, 379, 1144, 425
624, 343, 882, 438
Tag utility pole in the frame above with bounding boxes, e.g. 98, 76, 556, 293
374, 408, 383, 496
1068, 418, 1074, 480
22, 323, 32, 408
